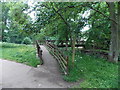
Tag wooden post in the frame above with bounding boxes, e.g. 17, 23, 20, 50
36, 41, 39, 56
40, 49, 43, 65
54, 47, 56, 56
66, 56, 69, 75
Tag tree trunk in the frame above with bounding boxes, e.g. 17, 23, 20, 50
72, 36, 76, 67
108, 2, 119, 62
118, 2, 120, 56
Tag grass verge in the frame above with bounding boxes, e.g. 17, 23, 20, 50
60, 48, 118, 88
0, 42, 40, 67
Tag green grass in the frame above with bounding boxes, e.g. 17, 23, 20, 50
60, 48, 118, 88
0, 42, 40, 67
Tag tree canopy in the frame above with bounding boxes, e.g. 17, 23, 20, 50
1, 1, 120, 62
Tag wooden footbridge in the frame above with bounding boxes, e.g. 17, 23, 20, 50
36, 40, 69, 75
35, 40, 108, 75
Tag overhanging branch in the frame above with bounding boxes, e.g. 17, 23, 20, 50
88, 5, 117, 24
39, 3, 118, 25
45, 3, 118, 24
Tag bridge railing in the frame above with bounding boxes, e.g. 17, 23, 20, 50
36, 41, 44, 65
46, 41, 69, 75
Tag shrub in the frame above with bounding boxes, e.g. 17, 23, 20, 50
22, 37, 32, 45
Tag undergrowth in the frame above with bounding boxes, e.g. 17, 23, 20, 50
60, 48, 118, 88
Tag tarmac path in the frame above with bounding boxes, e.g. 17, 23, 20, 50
0, 45, 71, 89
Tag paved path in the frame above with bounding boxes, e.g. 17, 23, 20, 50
0, 45, 71, 89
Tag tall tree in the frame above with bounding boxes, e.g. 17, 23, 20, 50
48, 3, 85, 66
3, 2, 32, 43
108, 2, 119, 62
0, 2, 9, 42
118, 2, 120, 55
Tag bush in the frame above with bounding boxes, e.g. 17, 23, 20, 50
22, 37, 32, 45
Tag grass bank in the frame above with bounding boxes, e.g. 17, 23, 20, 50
0, 42, 40, 67
60, 48, 118, 88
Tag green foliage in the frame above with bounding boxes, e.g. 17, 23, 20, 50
34, 29, 46, 41
84, 2, 110, 50
0, 42, 40, 67
1, 2, 112, 49
0, 2, 10, 42
35, 2, 86, 43
22, 37, 32, 45
1, 2, 33, 43
61, 48, 118, 88
8, 2, 29, 25
0, 2, 119, 88
6, 37, 11, 43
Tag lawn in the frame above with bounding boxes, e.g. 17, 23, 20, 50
60, 48, 118, 88
0, 42, 40, 67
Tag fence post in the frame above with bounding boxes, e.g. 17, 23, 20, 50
36, 40, 44, 65
36, 41, 39, 55
40, 49, 43, 65
66, 56, 69, 75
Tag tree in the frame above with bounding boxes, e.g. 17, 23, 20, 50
0, 2, 10, 42
118, 2, 120, 56
82, 2, 119, 62
85, 2, 110, 50
34, 2, 86, 66
1, 2, 33, 43
108, 2, 119, 62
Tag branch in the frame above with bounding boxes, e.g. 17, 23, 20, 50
48, 3, 118, 24
88, 5, 117, 24
59, 4, 118, 24
39, 3, 118, 25
40, 3, 70, 28
52, 7, 70, 28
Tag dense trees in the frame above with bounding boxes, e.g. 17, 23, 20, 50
0, 2, 9, 41
1, 2, 33, 43
34, 2, 119, 62
34, 2, 88, 64
84, 2, 120, 62
0, 2, 119, 88
1, 1, 120, 62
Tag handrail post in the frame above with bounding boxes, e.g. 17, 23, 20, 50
39, 49, 43, 65
66, 56, 69, 75
36, 40, 43, 65
36, 41, 39, 55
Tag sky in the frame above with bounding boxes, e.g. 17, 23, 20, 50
27, 0, 37, 21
